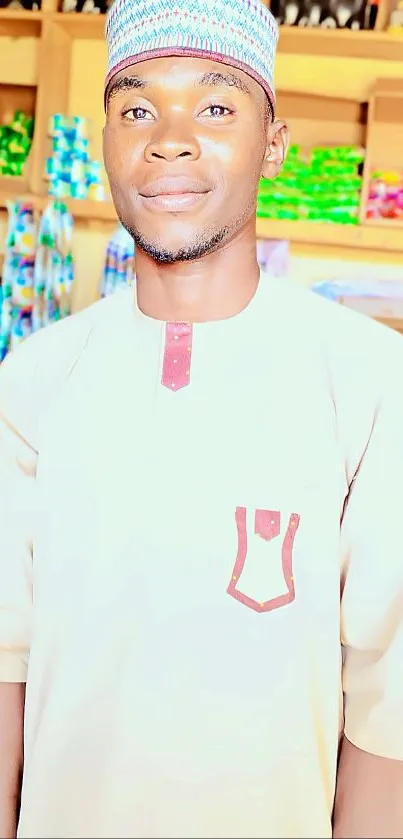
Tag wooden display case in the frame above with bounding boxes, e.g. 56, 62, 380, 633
359, 78, 403, 226
0, 1, 402, 309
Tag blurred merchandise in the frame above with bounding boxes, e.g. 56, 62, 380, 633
366, 170, 403, 221
45, 114, 106, 201
0, 1, 40, 8
100, 225, 135, 298
33, 200, 75, 332
269, 0, 372, 29
61, 0, 112, 12
388, 0, 403, 32
0, 199, 75, 362
0, 110, 34, 177
0, 201, 36, 361
313, 278, 403, 332
257, 144, 364, 224
257, 239, 290, 276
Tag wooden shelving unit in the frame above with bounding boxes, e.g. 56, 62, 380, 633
0, 8, 43, 32
0, 3, 402, 310
256, 218, 403, 254
51, 9, 105, 37
278, 25, 403, 62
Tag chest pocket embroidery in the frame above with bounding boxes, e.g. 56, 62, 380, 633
227, 507, 300, 612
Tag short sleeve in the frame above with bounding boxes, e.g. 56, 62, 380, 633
341, 361, 403, 760
0, 352, 36, 683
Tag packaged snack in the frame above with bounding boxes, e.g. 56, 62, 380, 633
257, 144, 365, 225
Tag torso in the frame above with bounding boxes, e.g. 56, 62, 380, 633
15, 277, 387, 837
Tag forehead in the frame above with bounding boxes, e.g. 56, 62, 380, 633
109, 55, 265, 102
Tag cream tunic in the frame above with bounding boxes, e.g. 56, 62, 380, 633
1, 274, 403, 838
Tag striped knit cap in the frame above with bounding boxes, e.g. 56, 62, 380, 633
105, 0, 278, 114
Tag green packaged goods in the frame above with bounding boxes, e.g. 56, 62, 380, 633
257, 142, 365, 226
0, 110, 34, 177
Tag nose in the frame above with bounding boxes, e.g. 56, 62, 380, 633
144, 119, 200, 163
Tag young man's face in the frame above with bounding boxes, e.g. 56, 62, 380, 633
103, 55, 286, 263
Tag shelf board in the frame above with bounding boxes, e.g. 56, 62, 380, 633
0, 176, 31, 204
256, 217, 403, 253
48, 15, 403, 62
1, 184, 402, 252
66, 197, 115, 220
0, 186, 116, 222
364, 216, 403, 228
0, 8, 43, 36
0, 9, 43, 20
31, 195, 116, 222
51, 11, 105, 39
278, 26, 403, 63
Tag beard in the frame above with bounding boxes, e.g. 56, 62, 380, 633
119, 219, 230, 264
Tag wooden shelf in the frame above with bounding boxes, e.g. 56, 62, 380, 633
255, 218, 403, 254
0, 8, 43, 36
2, 185, 401, 252
46, 16, 403, 58
65, 197, 115, 220
278, 26, 403, 63
0, 176, 31, 204
1, 9, 403, 312
51, 11, 105, 39
0, 9, 43, 19
0, 185, 116, 222
365, 216, 403, 228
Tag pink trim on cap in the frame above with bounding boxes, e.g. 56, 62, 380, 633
104, 47, 276, 114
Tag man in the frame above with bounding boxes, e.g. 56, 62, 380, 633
1, 0, 403, 836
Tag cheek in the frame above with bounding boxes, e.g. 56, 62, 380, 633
201, 126, 264, 180
201, 134, 246, 173
104, 126, 143, 182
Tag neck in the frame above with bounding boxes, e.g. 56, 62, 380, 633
134, 220, 260, 323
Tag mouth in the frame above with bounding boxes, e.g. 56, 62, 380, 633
139, 176, 211, 213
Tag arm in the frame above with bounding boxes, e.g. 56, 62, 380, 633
337, 353, 403, 839
0, 684, 25, 839
333, 736, 403, 838
0, 355, 35, 839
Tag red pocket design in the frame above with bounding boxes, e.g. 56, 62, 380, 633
255, 509, 280, 541
227, 507, 300, 613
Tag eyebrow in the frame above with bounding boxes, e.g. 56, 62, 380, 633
196, 71, 252, 95
106, 68, 252, 105
106, 74, 148, 104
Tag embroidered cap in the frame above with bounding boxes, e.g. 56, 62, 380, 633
105, 0, 278, 114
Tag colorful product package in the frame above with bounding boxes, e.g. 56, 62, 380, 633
0, 200, 37, 361
366, 170, 403, 221
0, 200, 75, 362
257, 144, 365, 225
45, 114, 106, 202
0, 111, 34, 177
100, 225, 135, 297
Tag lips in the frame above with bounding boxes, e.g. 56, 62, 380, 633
139, 176, 209, 199
138, 176, 211, 212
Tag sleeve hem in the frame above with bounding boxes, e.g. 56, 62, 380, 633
344, 723, 403, 762
0, 651, 28, 683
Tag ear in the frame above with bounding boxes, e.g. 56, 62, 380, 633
261, 120, 290, 180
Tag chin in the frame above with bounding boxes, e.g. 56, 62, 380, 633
116, 204, 230, 263
139, 214, 201, 239
135, 228, 227, 264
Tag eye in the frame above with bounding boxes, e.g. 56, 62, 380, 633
123, 107, 154, 122
200, 104, 233, 118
